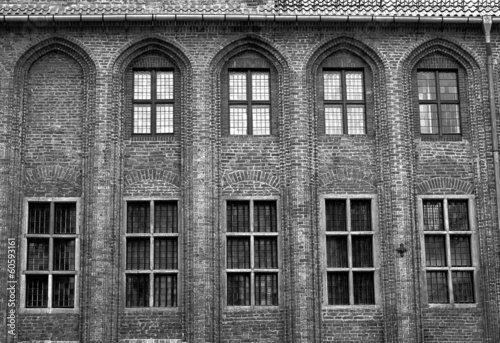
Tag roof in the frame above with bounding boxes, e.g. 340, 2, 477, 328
0, 0, 499, 18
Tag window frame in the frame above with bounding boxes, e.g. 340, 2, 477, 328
20, 197, 80, 314
122, 197, 181, 311
132, 68, 175, 137
416, 69, 462, 137
320, 194, 380, 307
222, 196, 281, 309
322, 68, 367, 135
417, 195, 480, 308
228, 68, 272, 136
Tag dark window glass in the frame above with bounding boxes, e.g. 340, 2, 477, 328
28, 203, 50, 234
255, 273, 278, 306
227, 238, 250, 269
254, 238, 278, 269
53, 239, 75, 271
26, 275, 48, 308
52, 276, 75, 308
423, 200, 444, 231
450, 236, 471, 267
326, 200, 346, 232
27, 239, 49, 271
54, 203, 76, 234
327, 272, 349, 305
452, 271, 474, 303
352, 236, 373, 268
126, 239, 150, 270
227, 201, 250, 233
326, 236, 348, 268
351, 200, 371, 231
425, 236, 446, 267
254, 201, 277, 232
227, 273, 250, 306
448, 200, 469, 231
154, 201, 178, 233
427, 271, 448, 303
126, 275, 149, 307
154, 274, 177, 307
154, 238, 178, 270
127, 202, 150, 233
353, 272, 375, 304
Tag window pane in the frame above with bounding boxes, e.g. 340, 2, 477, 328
325, 105, 343, 135
326, 200, 346, 232
254, 238, 278, 269
255, 273, 278, 306
127, 202, 150, 233
418, 72, 437, 100
154, 201, 178, 233
351, 200, 371, 231
229, 72, 247, 101
419, 104, 439, 134
450, 236, 471, 267
26, 275, 48, 308
423, 200, 444, 231
28, 203, 50, 234
227, 201, 250, 233
326, 236, 348, 268
154, 274, 177, 307
227, 273, 250, 306
252, 105, 270, 135
229, 106, 247, 135
133, 105, 151, 134
134, 71, 151, 100
126, 238, 150, 270
27, 239, 49, 270
324, 71, 342, 100
227, 238, 250, 269
427, 271, 448, 303
252, 72, 269, 101
254, 201, 277, 233
157, 71, 173, 100
453, 271, 474, 303
126, 274, 149, 307
53, 276, 75, 308
353, 272, 375, 304
54, 203, 76, 233
156, 105, 174, 134
352, 236, 373, 267
425, 235, 446, 267
347, 105, 365, 134
448, 200, 469, 231
154, 238, 178, 270
439, 72, 458, 101
345, 71, 364, 100
327, 272, 349, 305
53, 239, 75, 271
441, 104, 460, 134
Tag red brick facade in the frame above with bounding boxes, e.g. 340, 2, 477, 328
0, 8, 499, 343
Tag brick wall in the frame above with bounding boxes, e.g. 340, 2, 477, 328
0, 20, 498, 343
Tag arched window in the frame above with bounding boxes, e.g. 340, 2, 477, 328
221, 52, 279, 136
317, 51, 374, 136
125, 53, 181, 139
412, 53, 468, 140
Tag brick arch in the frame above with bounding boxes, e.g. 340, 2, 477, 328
318, 168, 376, 190
416, 177, 474, 195
222, 170, 279, 190
24, 165, 81, 186
124, 169, 180, 188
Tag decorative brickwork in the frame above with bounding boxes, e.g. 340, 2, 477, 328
416, 177, 474, 194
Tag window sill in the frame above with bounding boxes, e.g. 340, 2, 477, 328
124, 306, 180, 312
223, 135, 278, 142
130, 135, 178, 142
322, 304, 379, 309
224, 305, 280, 312
423, 303, 480, 309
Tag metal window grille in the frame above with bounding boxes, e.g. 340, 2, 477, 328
125, 200, 179, 307
25, 201, 78, 308
323, 70, 365, 135
226, 200, 279, 306
417, 71, 460, 135
325, 198, 375, 305
228, 70, 271, 135
422, 198, 475, 304
133, 70, 174, 135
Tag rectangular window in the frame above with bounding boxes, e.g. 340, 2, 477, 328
24, 200, 78, 309
420, 197, 476, 304
417, 70, 460, 136
229, 70, 271, 135
133, 70, 174, 135
324, 197, 376, 305
226, 200, 279, 306
323, 70, 366, 135
125, 200, 179, 307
